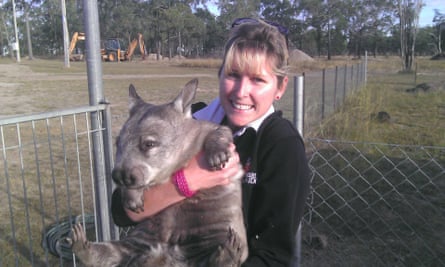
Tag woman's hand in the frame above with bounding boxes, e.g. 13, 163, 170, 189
123, 144, 241, 222
184, 143, 242, 192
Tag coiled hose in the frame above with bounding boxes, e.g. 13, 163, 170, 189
41, 214, 95, 260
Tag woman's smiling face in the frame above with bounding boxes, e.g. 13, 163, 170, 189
219, 53, 288, 130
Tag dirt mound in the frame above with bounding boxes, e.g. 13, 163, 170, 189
431, 53, 445, 60
289, 49, 314, 64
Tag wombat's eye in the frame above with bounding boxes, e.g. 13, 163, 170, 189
140, 139, 157, 152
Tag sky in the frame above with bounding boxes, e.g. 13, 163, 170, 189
419, 0, 444, 26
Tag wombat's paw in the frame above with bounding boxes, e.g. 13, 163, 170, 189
226, 227, 244, 259
69, 223, 90, 253
207, 148, 230, 170
210, 228, 245, 266
204, 127, 233, 170
225, 228, 246, 266
122, 188, 145, 213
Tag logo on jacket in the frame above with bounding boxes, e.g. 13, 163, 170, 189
242, 157, 256, 184
243, 172, 257, 184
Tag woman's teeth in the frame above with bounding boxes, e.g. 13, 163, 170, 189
232, 102, 253, 110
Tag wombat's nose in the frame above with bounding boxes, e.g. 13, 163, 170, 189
112, 168, 141, 186
112, 169, 125, 185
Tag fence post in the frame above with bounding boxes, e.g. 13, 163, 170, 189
364, 51, 368, 84
102, 104, 119, 240
334, 66, 338, 110
293, 75, 305, 136
351, 64, 354, 91
292, 75, 305, 267
321, 69, 326, 120
83, 0, 111, 241
355, 63, 362, 90
343, 64, 347, 101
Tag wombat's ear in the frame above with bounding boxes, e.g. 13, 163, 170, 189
173, 78, 198, 117
128, 84, 145, 111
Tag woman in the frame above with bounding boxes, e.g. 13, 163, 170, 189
112, 18, 310, 266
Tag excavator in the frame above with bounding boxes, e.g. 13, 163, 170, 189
69, 32, 146, 62
69, 32, 85, 61
102, 33, 146, 62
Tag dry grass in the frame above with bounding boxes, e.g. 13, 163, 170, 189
313, 56, 445, 147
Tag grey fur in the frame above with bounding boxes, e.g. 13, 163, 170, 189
68, 79, 247, 266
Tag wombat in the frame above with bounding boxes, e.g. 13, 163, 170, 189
68, 79, 247, 266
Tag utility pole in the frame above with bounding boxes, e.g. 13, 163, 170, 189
12, 0, 20, 62
61, 0, 70, 67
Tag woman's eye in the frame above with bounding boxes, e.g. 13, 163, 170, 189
252, 77, 265, 83
227, 72, 240, 79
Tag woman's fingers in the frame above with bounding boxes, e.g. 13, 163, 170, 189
184, 143, 242, 191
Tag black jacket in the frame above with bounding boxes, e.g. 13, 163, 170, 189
235, 111, 310, 267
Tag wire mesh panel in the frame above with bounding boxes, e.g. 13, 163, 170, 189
301, 62, 366, 135
302, 139, 445, 267
0, 105, 110, 267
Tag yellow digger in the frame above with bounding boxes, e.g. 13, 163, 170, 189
69, 32, 146, 62
69, 32, 85, 61
101, 33, 146, 62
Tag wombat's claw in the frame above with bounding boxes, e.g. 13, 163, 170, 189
208, 151, 230, 170
227, 227, 242, 254
122, 188, 145, 213
124, 197, 145, 213
212, 228, 243, 266
126, 203, 144, 213
70, 223, 90, 253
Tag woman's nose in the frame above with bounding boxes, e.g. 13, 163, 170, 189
233, 77, 251, 97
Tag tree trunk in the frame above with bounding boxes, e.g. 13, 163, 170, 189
398, 0, 421, 72
25, 10, 33, 60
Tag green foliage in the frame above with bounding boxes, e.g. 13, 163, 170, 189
0, 0, 442, 60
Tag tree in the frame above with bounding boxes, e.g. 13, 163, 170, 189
260, 0, 299, 49
217, 0, 261, 27
299, 0, 329, 57
432, 9, 445, 55
397, 0, 422, 72
15, 0, 43, 60
367, 0, 395, 57
194, 7, 225, 56
415, 26, 435, 55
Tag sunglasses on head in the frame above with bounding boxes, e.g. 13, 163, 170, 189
231, 17, 289, 37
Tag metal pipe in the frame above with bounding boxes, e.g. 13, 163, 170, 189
83, 0, 104, 106
83, 0, 111, 242
293, 75, 305, 136
292, 75, 305, 267
321, 69, 326, 120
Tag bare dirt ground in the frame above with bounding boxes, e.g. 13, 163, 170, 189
0, 60, 216, 120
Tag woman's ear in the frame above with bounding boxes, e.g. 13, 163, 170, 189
276, 76, 289, 100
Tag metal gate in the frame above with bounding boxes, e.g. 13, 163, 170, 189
0, 104, 115, 266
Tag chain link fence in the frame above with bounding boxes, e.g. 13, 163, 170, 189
301, 139, 445, 266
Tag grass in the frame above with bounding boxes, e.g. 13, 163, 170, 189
313, 56, 445, 147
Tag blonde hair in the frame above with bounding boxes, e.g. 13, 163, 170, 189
219, 20, 289, 87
